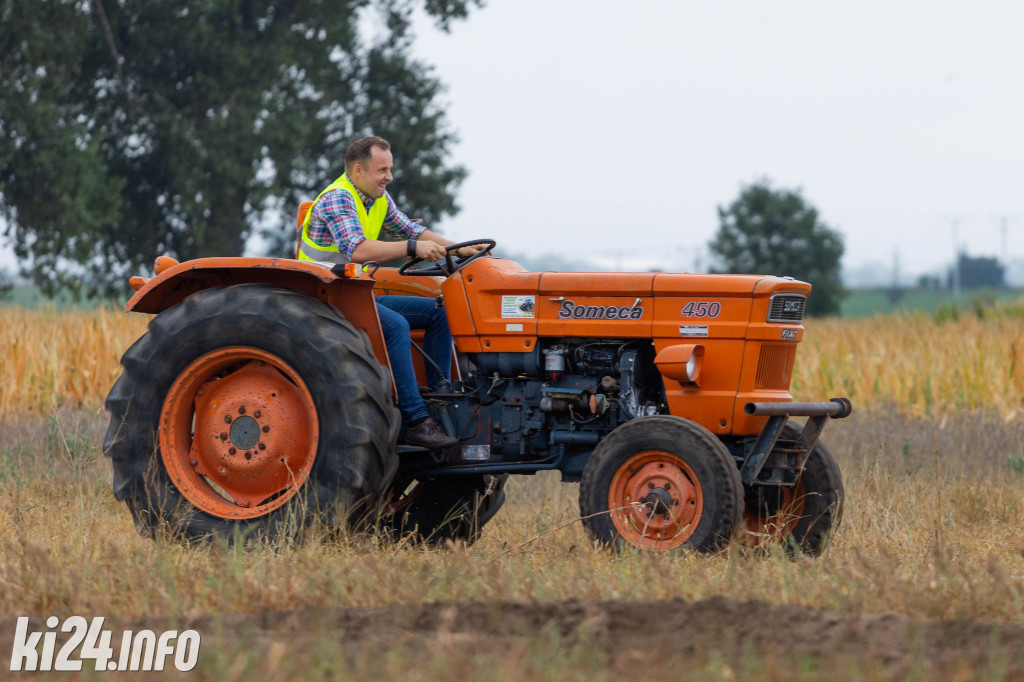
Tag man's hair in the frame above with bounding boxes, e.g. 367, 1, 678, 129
345, 136, 391, 174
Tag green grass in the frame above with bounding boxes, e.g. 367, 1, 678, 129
1, 285, 117, 310
840, 287, 1023, 318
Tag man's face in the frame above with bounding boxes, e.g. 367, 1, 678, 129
350, 147, 394, 200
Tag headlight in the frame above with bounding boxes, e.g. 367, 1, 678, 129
654, 344, 704, 386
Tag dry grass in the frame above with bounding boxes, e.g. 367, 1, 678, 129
1, 408, 1023, 679
3, 303, 1024, 678
1, 409, 1022, 623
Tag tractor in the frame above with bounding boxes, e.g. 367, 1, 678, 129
103, 205, 851, 554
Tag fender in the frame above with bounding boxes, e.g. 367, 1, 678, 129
126, 256, 389, 366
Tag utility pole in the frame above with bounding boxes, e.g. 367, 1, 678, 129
993, 214, 1021, 268
949, 217, 962, 299
892, 247, 900, 289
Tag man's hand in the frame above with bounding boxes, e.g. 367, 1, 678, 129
415, 239, 448, 261
454, 244, 487, 258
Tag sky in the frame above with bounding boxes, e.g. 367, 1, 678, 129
3, 1, 1021, 286
402, 0, 1024, 282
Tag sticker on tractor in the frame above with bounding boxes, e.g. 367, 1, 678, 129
680, 301, 721, 318
501, 295, 535, 318
557, 298, 645, 320
505, 323, 524, 332
679, 325, 709, 337
781, 328, 798, 339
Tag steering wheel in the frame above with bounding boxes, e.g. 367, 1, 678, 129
398, 239, 496, 277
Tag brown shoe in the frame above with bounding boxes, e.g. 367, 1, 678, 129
403, 417, 459, 449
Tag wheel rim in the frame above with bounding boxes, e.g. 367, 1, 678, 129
741, 480, 806, 547
159, 347, 318, 520
608, 450, 703, 551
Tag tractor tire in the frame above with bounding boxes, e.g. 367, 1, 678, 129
102, 284, 400, 542
579, 416, 743, 553
740, 422, 844, 556
386, 474, 507, 546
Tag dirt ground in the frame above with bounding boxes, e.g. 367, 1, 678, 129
7, 597, 1023, 679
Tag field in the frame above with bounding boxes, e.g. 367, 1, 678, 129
839, 287, 1024, 318
2, 302, 1024, 679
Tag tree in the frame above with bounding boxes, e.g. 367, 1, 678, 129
709, 180, 845, 316
0, 0, 477, 296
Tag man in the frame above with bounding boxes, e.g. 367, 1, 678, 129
298, 135, 484, 449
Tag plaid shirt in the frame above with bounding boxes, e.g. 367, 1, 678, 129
306, 184, 425, 257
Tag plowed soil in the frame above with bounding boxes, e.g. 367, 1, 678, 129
10, 597, 1021, 679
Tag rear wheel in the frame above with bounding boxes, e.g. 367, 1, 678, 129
103, 284, 400, 542
741, 422, 844, 556
580, 416, 743, 553
385, 474, 507, 546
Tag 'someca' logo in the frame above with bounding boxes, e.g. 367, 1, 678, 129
558, 298, 645, 320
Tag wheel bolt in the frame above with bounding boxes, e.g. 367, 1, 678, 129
229, 447, 236, 455
239, 406, 246, 415
224, 415, 232, 424
190, 458, 198, 466
258, 443, 266, 451
664, 482, 671, 490
672, 498, 679, 506
254, 410, 261, 418
245, 451, 252, 460
262, 425, 270, 433
220, 432, 227, 440
648, 482, 655, 489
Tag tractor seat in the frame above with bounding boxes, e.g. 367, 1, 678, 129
295, 201, 314, 259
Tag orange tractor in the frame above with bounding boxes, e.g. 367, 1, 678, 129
104, 213, 850, 554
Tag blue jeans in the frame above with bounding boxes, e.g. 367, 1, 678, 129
376, 295, 453, 423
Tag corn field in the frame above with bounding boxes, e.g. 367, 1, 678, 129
3, 301, 1024, 417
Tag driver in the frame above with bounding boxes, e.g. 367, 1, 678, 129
299, 135, 484, 449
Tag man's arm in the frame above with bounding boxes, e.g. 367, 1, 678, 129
351, 237, 447, 263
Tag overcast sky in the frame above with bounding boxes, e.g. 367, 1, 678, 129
405, 0, 1023, 280
3, 1, 1020, 285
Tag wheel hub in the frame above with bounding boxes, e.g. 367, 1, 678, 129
742, 481, 803, 546
608, 451, 704, 550
229, 415, 261, 450
643, 487, 673, 515
160, 347, 318, 519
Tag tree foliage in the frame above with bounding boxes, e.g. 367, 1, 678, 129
709, 180, 845, 316
0, 0, 478, 295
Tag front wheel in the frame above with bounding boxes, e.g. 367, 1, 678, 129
103, 284, 400, 542
580, 416, 743, 553
741, 422, 844, 556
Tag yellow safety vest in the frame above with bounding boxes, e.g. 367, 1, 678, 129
297, 174, 389, 264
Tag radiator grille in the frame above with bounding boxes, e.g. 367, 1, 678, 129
755, 344, 796, 390
768, 294, 806, 322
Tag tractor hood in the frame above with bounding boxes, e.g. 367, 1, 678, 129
441, 257, 811, 354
